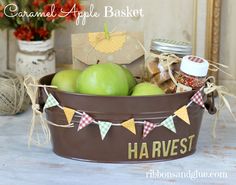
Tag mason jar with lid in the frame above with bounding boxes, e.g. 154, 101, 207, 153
147, 39, 192, 93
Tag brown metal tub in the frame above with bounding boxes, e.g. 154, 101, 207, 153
38, 74, 205, 163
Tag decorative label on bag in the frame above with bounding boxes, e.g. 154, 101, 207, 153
128, 134, 195, 160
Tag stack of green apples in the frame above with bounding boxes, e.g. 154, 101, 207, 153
51, 63, 165, 96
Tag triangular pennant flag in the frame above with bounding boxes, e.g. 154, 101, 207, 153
174, 106, 190, 125
161, 116, 176, 133
191, 90, 205, 108
121, 118, 136, 135
63, 107, 75, 124
143, 121, 157, 138
78, 112, 94, 131
44, 94, 59, 109
98, 121, 112, 140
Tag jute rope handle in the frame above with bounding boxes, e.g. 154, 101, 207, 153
204, 76, 236, 138
24, 76, 50, 147
24, 75, 74, 147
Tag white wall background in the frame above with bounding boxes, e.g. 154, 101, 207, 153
6, 0, 195, 68
4, 0, 236, 94
55, 0, 195, 65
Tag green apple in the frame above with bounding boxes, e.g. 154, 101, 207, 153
51, 69, 81, 93
131, 82, 165, 96
76, 63, 129, 96
122, 66, 137, 93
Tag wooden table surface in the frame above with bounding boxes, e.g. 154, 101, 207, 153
0, 102, 236, 185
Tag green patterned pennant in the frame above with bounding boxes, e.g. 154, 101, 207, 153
44, 94, 59, 109
161, 116, 176, 133
98, 121, 112, 140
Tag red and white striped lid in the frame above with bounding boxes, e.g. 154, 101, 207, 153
180, 55, 209, 77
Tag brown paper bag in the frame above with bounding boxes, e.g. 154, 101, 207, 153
71, 32, 144, 77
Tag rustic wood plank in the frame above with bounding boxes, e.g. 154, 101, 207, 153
8, 31, 17, 70
0, 30, 7, 71
219, 0, 236, 93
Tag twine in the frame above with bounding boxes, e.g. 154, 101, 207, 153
137, 40, 180, 86
0, 71, 30, 115
24, 75, 51, 147
204, 76, 236, 138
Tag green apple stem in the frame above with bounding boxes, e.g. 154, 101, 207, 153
104, 22, 110, 40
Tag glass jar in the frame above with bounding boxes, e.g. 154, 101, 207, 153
147, 39, 192, 93
177, 55, 209, 91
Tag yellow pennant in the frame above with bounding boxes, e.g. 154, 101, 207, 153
121, 118, 136, 135
174, 106, 190, 125
63, 107, 76, 124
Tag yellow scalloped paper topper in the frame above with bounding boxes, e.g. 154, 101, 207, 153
88, 32, 127, 54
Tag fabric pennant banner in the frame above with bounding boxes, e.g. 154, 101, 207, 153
191, 90, 205, 108
44, 94, 59, 109
78, 112, 94, 131
121, 118, 136, 135
174, 106, 190, 125
98, 121, 112, 140
161, 116, 176, 133
143, 121, 156, 138
63, 107, 75, 124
